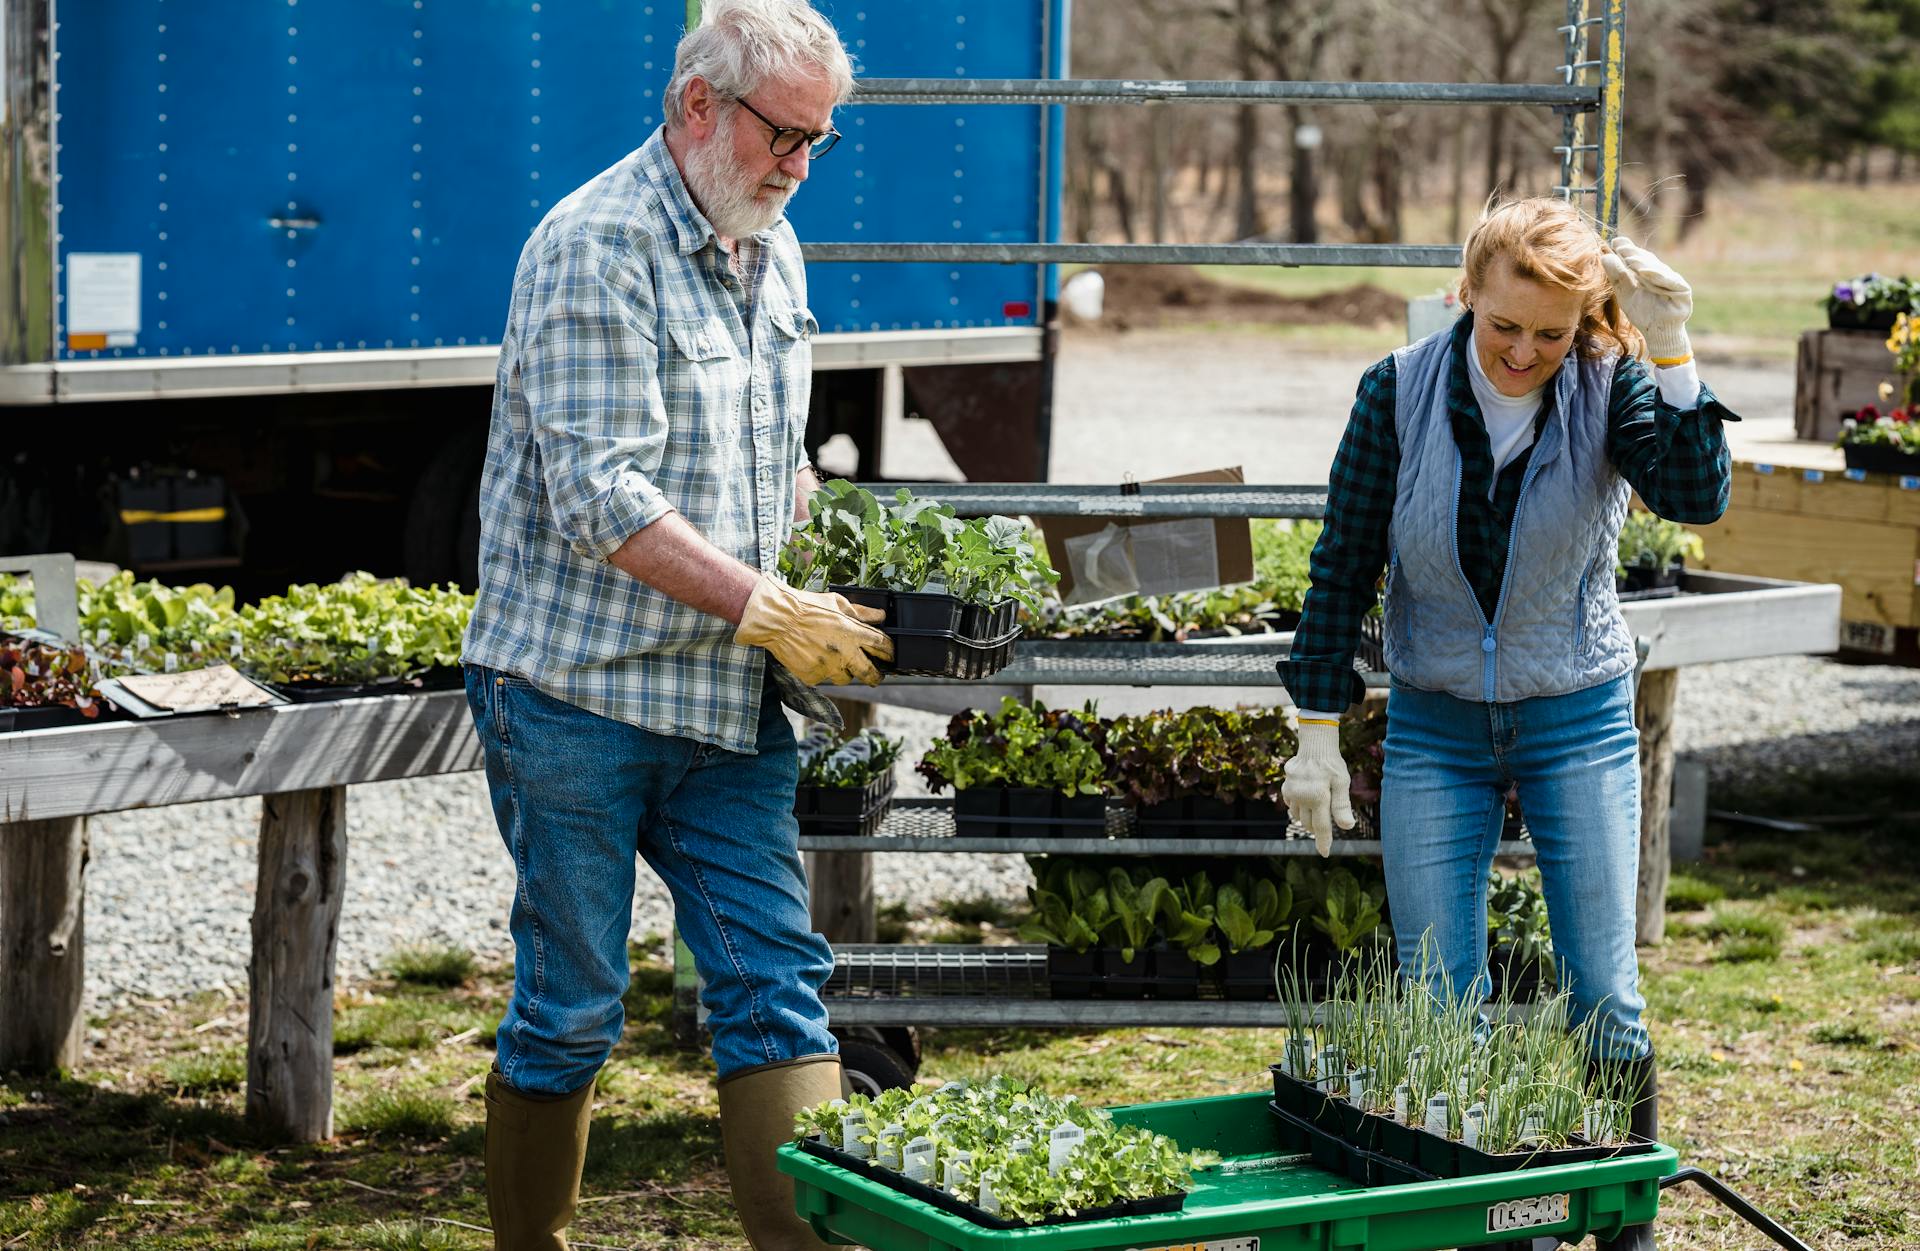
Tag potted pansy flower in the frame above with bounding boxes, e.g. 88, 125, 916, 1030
1835, 313, 1920, 474
1824, 273, 1917, 333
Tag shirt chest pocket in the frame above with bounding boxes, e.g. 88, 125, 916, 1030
663, 317, 744, 443
770, 305, 817, 416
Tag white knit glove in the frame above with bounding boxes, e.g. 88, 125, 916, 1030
1601, 236, 1693, 364
1282, 721, 1354, 856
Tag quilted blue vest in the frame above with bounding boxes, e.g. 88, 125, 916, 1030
1381, 325, 1636, 703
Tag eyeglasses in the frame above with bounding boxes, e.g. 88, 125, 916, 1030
733, 96, 841, 159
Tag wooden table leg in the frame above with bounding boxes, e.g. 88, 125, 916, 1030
806, 700, 877, 945
1635, 668, 1681, 946
0, 816, 89, 1072
247, 786, 347, 1142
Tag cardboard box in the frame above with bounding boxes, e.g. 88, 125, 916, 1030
1034, 467, 1255, 605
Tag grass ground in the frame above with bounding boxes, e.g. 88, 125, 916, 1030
1192, 177, 1920, 359
2, 765, 1914, 1249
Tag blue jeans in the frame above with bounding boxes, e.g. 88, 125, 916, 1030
1379, 674, 1649, 1061
465, 664, 837, 1093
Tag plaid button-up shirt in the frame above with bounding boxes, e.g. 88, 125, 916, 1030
1280, 314, 1739, 712
463, 128, 815, 752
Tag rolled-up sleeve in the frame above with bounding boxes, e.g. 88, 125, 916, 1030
1606, 354, 1740, 525
519, 234, 675, 560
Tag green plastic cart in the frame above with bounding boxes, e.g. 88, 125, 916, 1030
778, 1090, 1678, 1251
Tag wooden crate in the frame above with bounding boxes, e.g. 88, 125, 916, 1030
1697, 457, 1920, 628
1794, 327, 1901, 443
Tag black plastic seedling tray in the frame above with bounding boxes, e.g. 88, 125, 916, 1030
795, 775, 896, 837
0, 703, 120, 734
952, 786, 1107, 838
830, 586, 1022, 679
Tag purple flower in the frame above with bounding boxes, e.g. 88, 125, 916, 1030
1835, 282, 1856, 303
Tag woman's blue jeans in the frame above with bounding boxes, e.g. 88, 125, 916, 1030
465, 665, 837, 1094
1379, 673, 1650, 1061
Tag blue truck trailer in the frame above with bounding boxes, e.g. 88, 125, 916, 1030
0, 0, 1067, 590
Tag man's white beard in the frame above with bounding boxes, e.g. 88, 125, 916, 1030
684, 131, 795, 240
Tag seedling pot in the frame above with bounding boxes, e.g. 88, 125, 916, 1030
891, 590, 964, 633
796, 775, 895, 837
829, 585, 891, 617
953, 786, 1004, 838
1223, 948, 1276, 1001
1147, 946, 1200, 999
1101, 948, 1151, 999
879, 624, 1021, 680
1045, 947, 1097, 1000
1005, 787, 1054, 822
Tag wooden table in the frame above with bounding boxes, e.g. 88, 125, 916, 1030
0, 690, 481, 1141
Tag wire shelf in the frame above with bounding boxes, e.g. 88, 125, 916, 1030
824, 944, 1050, 1000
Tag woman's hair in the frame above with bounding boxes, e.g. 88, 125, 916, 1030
664, 0, 856, 131
1457, 197, 1646, 360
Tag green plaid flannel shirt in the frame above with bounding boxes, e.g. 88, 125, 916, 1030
1280, 315, 1739, 712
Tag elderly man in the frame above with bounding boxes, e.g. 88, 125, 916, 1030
460, 3, 887, 1248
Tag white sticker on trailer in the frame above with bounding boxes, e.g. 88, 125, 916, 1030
1125, 1240, 1258, 1251
67, 252, 142, 336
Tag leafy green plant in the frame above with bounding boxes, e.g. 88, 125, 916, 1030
1, 636, 109, 715
781, 480, 1058, 612
1156, 873, 1221, 965
1487, 869, 1556, 990
797, 725, 902, 788
918, 697, 1113, 796
74, 571, 243, 675
1027, 583, 1285, 642
1251, 518, 1321, 614
0, 574, 35, 634
1104, 705, 1295, 806
1106, 868, 1169, 962
792, 1077, 1214, 1224
1616, 510, 1705, 575
1018, 861, 1114, 954
237, 572, 471, 685
1825, 272, 1917, 321
1311, 867, 1387, 953
1215, 872, 1290, 954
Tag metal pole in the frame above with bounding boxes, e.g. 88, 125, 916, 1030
801, 242, 1462, 268
1597, 0, 1629, 234
851, 78, 1597, 107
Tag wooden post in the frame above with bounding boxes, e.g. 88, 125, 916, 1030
0, 817, 89, 1072
1634, 668, 1680, 946
247, 787, 347, 1142
806, 700, 876, 944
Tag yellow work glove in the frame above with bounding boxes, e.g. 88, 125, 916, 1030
1282, 721, 1354, 857
734, 576, 893, 687
1602, 236, 1694, 365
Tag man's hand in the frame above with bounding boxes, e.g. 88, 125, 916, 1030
1602, 236, 1694, 364
1282, 721, 1354, 856
734, 576, 894, 687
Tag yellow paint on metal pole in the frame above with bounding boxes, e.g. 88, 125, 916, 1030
1597, 0, 1628, 236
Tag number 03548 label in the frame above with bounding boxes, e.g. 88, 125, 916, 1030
1488, 1192, 1571, 1234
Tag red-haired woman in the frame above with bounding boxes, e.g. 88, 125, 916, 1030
1280, 198, 1732, 1251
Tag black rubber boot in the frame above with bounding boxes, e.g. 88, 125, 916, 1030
1592, 1051, 1659, 1251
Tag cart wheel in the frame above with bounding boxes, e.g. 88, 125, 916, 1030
836, 1037, 916, 1097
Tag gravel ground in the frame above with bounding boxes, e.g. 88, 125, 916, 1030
73, 328, 1917, 1013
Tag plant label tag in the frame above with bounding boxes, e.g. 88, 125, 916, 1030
977, 1169, 1002, 1215
1486, 1192, 1570, 1235
1902, 475, 1920, 491
1846, 468, 1869, 482
942, 1148, 972, 1194
1754, 463, 1775, 475
1009, 1137, 1033, 1155
1803, 469, 1825, 483
902, 1136, 935, 1183
840, 1114, 870, 1160
877, 1123, 905, 1170
1393, 1084, 1409, 1124
1049, 1122, 1086, 1174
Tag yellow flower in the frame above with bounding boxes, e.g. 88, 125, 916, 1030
1788, 1058, 1804, 1072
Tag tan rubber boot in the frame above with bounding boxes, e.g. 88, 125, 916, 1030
484, 1067, 596, 1251
717, 1054, 845, 1251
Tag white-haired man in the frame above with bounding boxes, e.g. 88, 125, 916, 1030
460, 3, 883, 1248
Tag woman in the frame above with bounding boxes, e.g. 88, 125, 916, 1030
1279, 198, 1734, 1251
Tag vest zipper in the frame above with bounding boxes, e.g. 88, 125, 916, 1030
1444, 455, 1496, 699
1486, 443, 1550, 701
